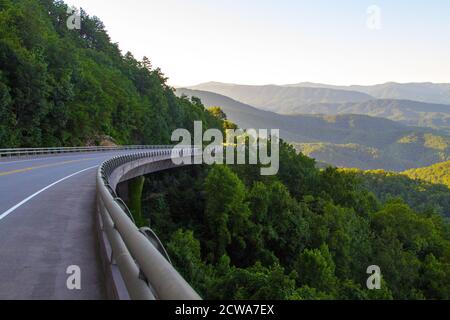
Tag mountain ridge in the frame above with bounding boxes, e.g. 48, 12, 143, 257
177, 88, 450, 171
187, 82, 450, 131
286, 81, 450, 105
188, 82, 374, 113
403, 160, 450, 188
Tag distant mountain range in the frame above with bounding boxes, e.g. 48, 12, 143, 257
187, 82, 450, 131
177, 88, 450, 171
287, 82, 450, 105
286, 99, 450, 132
188, 82, 372, 113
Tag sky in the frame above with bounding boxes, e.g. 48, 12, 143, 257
67, 0, 450, 87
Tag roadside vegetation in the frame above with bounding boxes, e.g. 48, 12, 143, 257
1, 0, 448, 300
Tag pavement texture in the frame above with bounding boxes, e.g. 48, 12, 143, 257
0, 150, 153, 299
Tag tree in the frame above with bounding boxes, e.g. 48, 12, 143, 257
208, 106, 227, 121
0, 0, 222, 147
204, 165, 252, 263
265, 181, 309, 267
277, 142, 319, 199
294, 244, 337, 295
0, 79, 17, 146
369, 200, 439, 298
419, 254, 450, 299
209, 260, 297, 300
306, 202, 373, 281
141, 56, 152, 71
166, 229, 211, 296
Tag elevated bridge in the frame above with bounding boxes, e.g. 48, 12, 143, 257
0, 146, 201, 300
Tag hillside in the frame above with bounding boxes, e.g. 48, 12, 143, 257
188, 82, 450, 131
288, 82, 450, 105
188, 81, 373, 113
403, 161, 450, 188
142, 144, 450, 299
294, 143, 404, 170
341, 168, 450, 217
178, 88, 450, 171
177, 88, 295, 135
0, 0, 221, 148
296, 132, 450, 171
285, 99, 450, 132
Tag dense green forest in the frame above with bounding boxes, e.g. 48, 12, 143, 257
341, 168, 450, 217
1, 0, 449, 300
141, 138, 450, 299
0, 0, 221, 147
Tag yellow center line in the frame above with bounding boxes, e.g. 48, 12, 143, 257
0, 158, 99, 177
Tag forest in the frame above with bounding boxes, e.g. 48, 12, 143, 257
0, 0, 221, 147
0, 0, 449, 300
141, 139, 450, 299
403, 161, 450, 189
342, 168, 450, 218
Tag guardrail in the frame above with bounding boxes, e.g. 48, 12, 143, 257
96, 146, 202, 300
0, 145, 174, 158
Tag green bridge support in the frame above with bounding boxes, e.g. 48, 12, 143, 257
127, 176, 146, 227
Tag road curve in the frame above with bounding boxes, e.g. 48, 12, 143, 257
0, 150, 158, 300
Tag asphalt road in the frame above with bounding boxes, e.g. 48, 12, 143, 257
0, 150, 153, 300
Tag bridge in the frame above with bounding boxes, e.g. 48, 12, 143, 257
0, 146, 201, 300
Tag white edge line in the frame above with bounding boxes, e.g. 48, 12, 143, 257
0, 165, 99, 221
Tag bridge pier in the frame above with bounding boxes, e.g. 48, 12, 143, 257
117, 176, 146, 227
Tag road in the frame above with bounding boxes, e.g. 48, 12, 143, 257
0, 150, 152, 300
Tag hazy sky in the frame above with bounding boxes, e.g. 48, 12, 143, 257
67, 0, 450, 87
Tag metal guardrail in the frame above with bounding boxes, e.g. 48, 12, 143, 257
96, 146, 202, 300
0, 145, 175, 158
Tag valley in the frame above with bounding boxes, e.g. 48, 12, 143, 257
177, 88, 450, 171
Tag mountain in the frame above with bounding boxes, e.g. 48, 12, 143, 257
177, 88, 450, 171
177, 88, 290, 135
286, 99, 450, 132
188, 83, 450, 131
288, 82, 450, 105
403, 160, 450, 188
177, 88, 407, 145
188, 82, 373, 113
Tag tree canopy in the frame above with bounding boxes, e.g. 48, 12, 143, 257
143, 142, 450, 300
0, 0, 221, 147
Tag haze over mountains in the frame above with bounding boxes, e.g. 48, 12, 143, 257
177, 85, 450, 171
191, 81, 450, 106
287, 100, 450, 132
188, 82, 373, 113
288, 82, 450, 105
